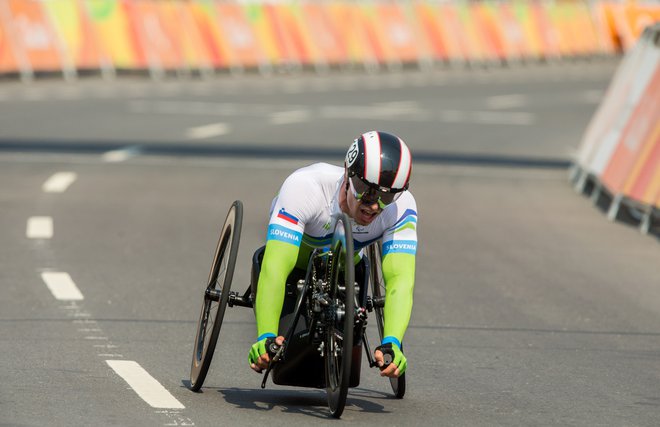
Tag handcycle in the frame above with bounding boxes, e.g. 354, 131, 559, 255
189, 200, 405, 418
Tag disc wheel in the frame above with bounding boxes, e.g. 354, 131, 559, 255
368, 241, 406, 399
190, 200, 242, 391
325, 213, 355, 418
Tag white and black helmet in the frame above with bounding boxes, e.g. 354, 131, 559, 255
345, 131, 412, 206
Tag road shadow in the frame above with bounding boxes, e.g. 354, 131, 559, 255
181, 380, 392, 418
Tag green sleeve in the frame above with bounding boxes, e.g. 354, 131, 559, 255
255, 240, 299, 338
381, 252, 415, 344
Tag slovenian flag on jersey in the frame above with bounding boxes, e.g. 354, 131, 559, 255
277, 208, 299, 225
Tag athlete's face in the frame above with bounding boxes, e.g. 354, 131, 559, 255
340, 174, 382, 226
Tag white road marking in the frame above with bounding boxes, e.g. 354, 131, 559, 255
438, 110, 468, 123
437, 110, 534, 125
269, 110, 310, 125
185, 122, 230, 140
26, 216, 53, 239
106, 360, 185, 409
41, 271, 84, 301
486, 94, 527, 109
102, 146, 140, 162
42, 171, 77, 193
472, 111, 534, 125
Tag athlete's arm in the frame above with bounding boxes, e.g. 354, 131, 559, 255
254, 240, 299, 338
381, 252, 415, 344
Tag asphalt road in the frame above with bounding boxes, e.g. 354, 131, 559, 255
2, 60, 660, 426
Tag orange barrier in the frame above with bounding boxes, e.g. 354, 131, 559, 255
299, 3, 349, 66
84, 0, 139, 70
41, 0, 103, 71
0, 0, 656, 77
573, 22, 660, 232
214, 3, 266, 70
0, 8, 19, 74
0, 0, 64, 76
189, 1, 231, 69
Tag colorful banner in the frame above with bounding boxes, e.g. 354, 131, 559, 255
300, 2, 349, 66
41, 0, 101, 70
575, 23, 660, 211
0, 7, 20, 73
189, 0, 230, 69
4, 0, 63, 72
214, 3, 265, 69
0, 0, 654, 76
84, 0, 139, 69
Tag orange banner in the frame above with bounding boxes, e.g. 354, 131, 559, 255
413, 2, 449, 62
0, 9, 20, 73
300, 3, 349, 66
4, 0, 63, 72
601, 66, 660, 198
84, 0, 139, 69
189, 0, 230, 69
261, 4, 305, 65
621, 65, 660, 207
215, 3, 266, 69
43, 0, 111, 70
366, 3, 418, 64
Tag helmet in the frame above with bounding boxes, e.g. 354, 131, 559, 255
345, 131, 412, 193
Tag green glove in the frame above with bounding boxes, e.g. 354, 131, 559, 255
376, 341, 407, 374
248, 333, 275, 367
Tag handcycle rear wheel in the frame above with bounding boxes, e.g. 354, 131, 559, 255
325, 213, 355, 418
368, 241, 406, 399
189, 200, 242, 391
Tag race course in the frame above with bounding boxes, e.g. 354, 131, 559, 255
2, 61, 660, 426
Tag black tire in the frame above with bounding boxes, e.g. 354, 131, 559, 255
368, 242, 406, 399
325, 213, 355, 418
190, 200, 243, 392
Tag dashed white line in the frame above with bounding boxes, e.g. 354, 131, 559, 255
42, 171, 77, 193
269, 110, 310, 125
26, 216, 53, 239
102, 146, 140, 163
41, 271, 84, 301
185, 122, 230, 140
486, 94, 527, 109
106, 360, 185, 409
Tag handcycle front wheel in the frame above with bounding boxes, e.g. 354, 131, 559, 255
189, 200, 243, 392
325, 213, 355, 418
368, 241, 406, 399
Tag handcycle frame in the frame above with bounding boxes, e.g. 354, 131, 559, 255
189, 200, 405, 418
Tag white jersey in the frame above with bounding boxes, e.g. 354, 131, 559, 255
266, 163, 418, 256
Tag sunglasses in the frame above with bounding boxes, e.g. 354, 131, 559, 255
348, 176, 404, 209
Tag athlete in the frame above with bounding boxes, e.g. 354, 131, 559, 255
248, 131, 418, 379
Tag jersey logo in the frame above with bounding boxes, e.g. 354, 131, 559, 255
268, 224, 302, 246
277, 208, 299, 225
383, 239, 417, 255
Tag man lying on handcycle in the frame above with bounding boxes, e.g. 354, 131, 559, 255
248, 131, 418, 379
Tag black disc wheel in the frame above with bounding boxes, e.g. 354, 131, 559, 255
368, 241, 406, 399
325, 213, 355, 418
190, 200, 243, 391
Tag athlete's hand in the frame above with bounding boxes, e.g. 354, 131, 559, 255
248, 335, 284, 373
374, 342, 407, 378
